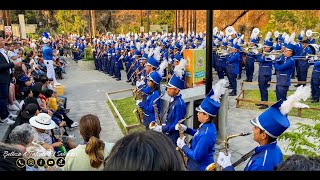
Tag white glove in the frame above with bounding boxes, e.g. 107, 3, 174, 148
176, 136, 186, 149
217, 152, 232, 168
175, 123, 187, 131
128, 52, 131, 56
151, 123, 162, 133
120, 55, 124, 59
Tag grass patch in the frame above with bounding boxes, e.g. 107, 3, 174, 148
239, 90, 320, 120
106, 96, 145, 135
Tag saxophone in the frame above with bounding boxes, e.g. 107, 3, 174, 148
176, 115, 193, 168
205, 132, 251, 171
132, 85, 145, 100
149, 93, 164, 129
133, 107, 145, 124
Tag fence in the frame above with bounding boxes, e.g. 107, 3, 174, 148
235, 81, 320, 117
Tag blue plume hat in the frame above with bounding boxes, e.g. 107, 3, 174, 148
165, 74, 185, 90
146, 56, 159, 68
286, 43, 297, 53
250, 100, 290, 138
149, 71, 162, 85
135, 50, 142, 56
196, 89, 221, 117
173, 54, 182, 62
264, 38, 273, 47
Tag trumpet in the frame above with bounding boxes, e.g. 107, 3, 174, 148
294, 53, 320, 60
176, 115, 193, 167
205, 132, 251, 171
306, 29, 320, 39
262, 51, 283, 56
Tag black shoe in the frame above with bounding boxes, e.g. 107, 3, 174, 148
126, 80, 132, 83
259, 105, 269, 109
243, 79, 248, 82
237, 77, 241, 80
116, 79, 121, 81
229, 92, 237, 96
255, 103, 263, 106
294, 84, 301, 87
112, 76, 117, 78
311, 99, 319, 103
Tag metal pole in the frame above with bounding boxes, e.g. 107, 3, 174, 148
186, 10, 189, 34
205, 10, 213, 95
140, 10, 142, 26
89, 10, 92, 43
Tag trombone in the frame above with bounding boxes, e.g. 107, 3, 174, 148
306, 29, 320, 39
294, 53, 320, 62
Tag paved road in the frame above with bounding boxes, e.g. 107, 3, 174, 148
60, 59, 315, 170
58, 59, 132, 144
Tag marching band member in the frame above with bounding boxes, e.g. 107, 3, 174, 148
138, 60, 167, 129
217, 85, 311, 171
311, 60, 320, 103
274, 38, 296, 101
226, 42, 241, 96
113, 48, 122, 81
175, 79, 228, 171
151, 64, 187, 144
244, 38, 258, 82
295, 39, 313, 87
216, 38, 228, 80
255, 33, 274, 109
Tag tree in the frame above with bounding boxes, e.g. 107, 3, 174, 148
262, 10, 320, 36
55, 10, 88, 35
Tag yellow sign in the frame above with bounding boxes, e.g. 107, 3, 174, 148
183, 49, 206, 87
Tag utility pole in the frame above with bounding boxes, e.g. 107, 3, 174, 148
147, 10, 150, 33
140, 10, 143, 26
175, 10, 178, 34
194, 10, 196, 33
186, 10, 189, 34
205, 10, 213, 94
182, 10, 185, 33
88, 10, 92, 42
90, 10, 96, 38
177, 10, 180, 33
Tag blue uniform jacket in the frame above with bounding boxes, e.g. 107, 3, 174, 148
226, 52, 240, 74
298, 46, 313, 71
314, 61, 320, 71
42, 44, 53, 60
182, 122, 217, 171
245, 53, 256, 66
216, 55, 226, 68
274, 56, 295, 86
138, 90, 161, 126
162, 94, 186, 143
115, 54, 122, 68
257, 54, 273, 76
224, 141, 283, 171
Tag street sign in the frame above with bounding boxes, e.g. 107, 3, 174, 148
5, 26, 12, 35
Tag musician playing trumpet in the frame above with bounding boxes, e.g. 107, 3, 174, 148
255, 35, 274, 109
295, 39, 313, 87
175, 79, 228, 171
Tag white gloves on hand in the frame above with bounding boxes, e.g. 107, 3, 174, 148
176, 136, 186, 149
175, 124, 187, 131
150, 123, 162, 133
217, 152, 232, 168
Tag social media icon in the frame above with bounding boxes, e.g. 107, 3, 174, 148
37, 158, 46, 167
27, 158, 35, 166
16, 158, 26, 168
47, 158, 55, 167
56, 157, 65, 167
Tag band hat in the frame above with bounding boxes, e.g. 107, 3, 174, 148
165, 74, 184, 90
149, 71, 162, 85
29, 113, 56, 130
250, 100, 289, 138
195, 95, 220, 117
146, 56, 159, 68
42, 37, 50, 44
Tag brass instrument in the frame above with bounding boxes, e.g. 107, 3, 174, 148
133, 107, 145, 124
262, 51, 283, 56
176, 115, 193, 168
216, 48, 229, 58
132, 85, 145, 100
306, 29, 320, 39
205, 132, 251, 171
149, 93, 165, 129
294, 53, 320, 61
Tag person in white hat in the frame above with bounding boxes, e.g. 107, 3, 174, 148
29, 113, 62, 150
